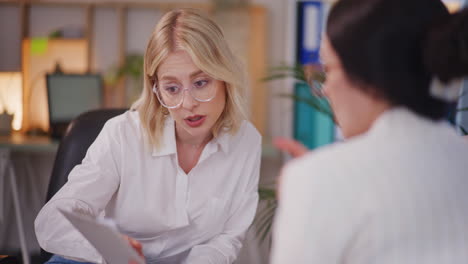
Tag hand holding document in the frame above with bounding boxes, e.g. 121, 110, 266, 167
58, 209, 145, 264
122, 235, 144, 259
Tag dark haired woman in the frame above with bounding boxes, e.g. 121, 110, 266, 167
272, 0, 468, 262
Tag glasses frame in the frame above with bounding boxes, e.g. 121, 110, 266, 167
152, 83, 217, 109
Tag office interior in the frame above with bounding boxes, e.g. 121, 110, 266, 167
0, 0, 467, 263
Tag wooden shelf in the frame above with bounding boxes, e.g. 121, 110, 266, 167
0, 0, 214, 11
22, 38, 89, 132
4, 0, 268, 135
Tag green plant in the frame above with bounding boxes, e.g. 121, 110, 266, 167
255, 186, 277, 246
457, 106, 468, 135
254, 64, 330, 245
105, 54, 144, 105
262, 64, 334, 119
116, 54, 144, 82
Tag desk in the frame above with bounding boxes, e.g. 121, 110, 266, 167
0, 133, 58, 264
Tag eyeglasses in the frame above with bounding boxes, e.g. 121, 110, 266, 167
306, 71, 326, 98
152, 80, 217, 109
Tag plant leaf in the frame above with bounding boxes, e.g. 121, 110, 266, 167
261, 73, 307, 83
255, 201, 277, 229
254, 201, 277, 237
267, 65, 307, 80
460, 125, 468, 135
263, 64, 307, 82
258, 187, 276, 200
259, 214, 274, 244
277, 93, 334, 120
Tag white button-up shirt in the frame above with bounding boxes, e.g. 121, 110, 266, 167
35, 110, 262, 264
272, 108, 468, 264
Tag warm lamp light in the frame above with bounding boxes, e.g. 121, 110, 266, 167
442, 0, 462, 12
0, 72, 23, 131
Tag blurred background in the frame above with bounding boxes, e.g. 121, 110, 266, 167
0, 0, 466, 263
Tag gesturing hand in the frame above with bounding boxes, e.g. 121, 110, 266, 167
273, 137, 308, 158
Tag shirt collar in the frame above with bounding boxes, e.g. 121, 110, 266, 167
151, 117, 232, 157
213, 128, 231, 154
152, 117, 177, 157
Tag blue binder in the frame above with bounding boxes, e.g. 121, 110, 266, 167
293, 1, 334, 149
297, 1, 323, 65
293, 82, 334, 149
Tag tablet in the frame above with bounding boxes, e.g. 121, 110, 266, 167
59, 208, 145, 264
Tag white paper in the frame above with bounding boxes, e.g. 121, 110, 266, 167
304, 5, 319, 51
59, 209, 145, 264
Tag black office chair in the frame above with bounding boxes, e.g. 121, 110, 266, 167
41, 108, 127, 261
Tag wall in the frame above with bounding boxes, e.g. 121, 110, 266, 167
0, 5, 22, 71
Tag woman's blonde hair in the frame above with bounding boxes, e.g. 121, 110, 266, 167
131, 8, 248, 149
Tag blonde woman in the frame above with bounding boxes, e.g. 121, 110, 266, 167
35, 8, 261, 264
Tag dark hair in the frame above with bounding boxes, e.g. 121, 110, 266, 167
326, 0, 468, 120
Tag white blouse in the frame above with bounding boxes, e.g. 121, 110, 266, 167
35, 110, 262, 264
272, 108, 468, 264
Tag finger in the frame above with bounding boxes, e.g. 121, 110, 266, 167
274, 138, 307, 156
129, 238, 141, 248
273, 137, 308, 157
123, 235, 144, 258
130, 240, 144, 257
123, 235, 138, 249
131, 240, 143, 252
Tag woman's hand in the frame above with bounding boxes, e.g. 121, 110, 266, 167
123, 235, 144, 259
273, 137, 308, 158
